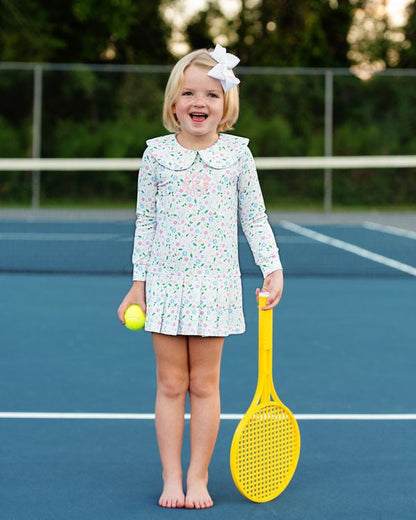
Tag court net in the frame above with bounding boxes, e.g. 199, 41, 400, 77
1, 156, 415, 277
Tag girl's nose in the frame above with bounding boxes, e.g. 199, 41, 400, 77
193, 95, 206, 106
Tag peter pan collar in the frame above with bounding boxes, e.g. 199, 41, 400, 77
146, 133, 249, 170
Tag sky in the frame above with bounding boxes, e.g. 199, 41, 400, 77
386, 0, 412, 25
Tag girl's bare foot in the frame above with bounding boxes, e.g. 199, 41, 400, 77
185, 477, 214, 509
158, 476, 185, 508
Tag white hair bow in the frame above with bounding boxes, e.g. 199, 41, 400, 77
207, 44, 240, 93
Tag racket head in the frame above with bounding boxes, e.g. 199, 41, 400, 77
230, 401, 301, 503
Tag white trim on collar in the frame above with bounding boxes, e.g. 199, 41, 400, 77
146, 134, 249, 170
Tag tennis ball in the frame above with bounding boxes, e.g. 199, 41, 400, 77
124, 304, 146, 331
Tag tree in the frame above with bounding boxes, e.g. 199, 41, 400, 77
186, 1, 228, 52
398, 0, 416, 66
0, 0, 172, 63
184, 0, 354, 67
347, 0, 406, 75
236, 0, 354, 66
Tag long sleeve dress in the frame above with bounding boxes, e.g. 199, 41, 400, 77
132, 133, 282, 337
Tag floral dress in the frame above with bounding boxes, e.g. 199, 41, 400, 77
132, 133, 282, 337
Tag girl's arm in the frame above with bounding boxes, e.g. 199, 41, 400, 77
117, 149, 157, 323
238, 147, 283, 309
132, 149, 158, 281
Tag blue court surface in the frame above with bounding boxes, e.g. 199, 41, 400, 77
1, 210, 415, 519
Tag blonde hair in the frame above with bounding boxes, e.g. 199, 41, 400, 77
163, 48, 240, 133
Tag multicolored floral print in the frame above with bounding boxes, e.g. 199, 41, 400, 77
132, 133, 282, 336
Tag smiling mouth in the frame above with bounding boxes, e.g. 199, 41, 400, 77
190, 113, 208, 121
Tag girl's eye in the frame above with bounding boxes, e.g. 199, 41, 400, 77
208, 93, 220, 98
182, 91, 192, 96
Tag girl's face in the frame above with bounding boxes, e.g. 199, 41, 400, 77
172, 64, 224, 149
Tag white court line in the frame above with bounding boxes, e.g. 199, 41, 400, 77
1, 412, 416, 421
363, 221, 416, 240
0, 232, 122, 241
280, 220, 416, 277
239, 235, 311, 244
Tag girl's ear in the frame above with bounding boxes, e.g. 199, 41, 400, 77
172, 104, 176, 114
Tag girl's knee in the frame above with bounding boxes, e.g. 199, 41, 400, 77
158, 372, 189, 399
189, 372, 219, 400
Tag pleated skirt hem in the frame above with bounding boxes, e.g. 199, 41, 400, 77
144, 272, 246, 337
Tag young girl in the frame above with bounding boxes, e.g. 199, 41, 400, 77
117, 44, 283, 509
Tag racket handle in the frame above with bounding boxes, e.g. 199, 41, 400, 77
258, 292, 272, 352
258, 292, 273, 400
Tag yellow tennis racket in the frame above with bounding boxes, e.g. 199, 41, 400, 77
230, 292, 300, 502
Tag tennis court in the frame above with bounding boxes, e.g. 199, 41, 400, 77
1, 209, 415, 519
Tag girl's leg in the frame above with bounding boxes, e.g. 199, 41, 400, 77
152, 333, 189, 508
185, 336, 224, 509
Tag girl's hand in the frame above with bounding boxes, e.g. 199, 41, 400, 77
117, 281, 146, 325
256, 269, 284, 310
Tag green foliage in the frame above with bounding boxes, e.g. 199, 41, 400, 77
1, 0, 415, 208
0, 0, 172, 63
2, 67, 416, 207
223, 0, 354, 67
0, 116, 27, 156
400, 1, 416, 67
0, 116, 32, 203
